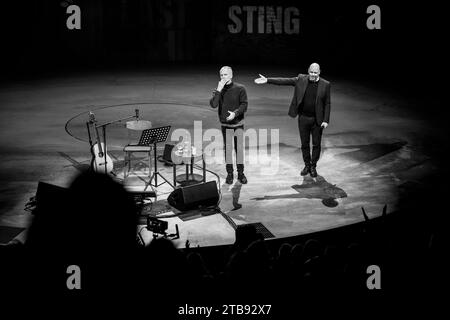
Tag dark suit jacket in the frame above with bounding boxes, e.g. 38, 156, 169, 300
267, 74, 331, 126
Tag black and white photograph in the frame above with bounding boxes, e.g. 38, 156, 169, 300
0, 0, 447, 316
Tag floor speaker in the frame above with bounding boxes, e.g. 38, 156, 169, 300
167, 181, 219, 211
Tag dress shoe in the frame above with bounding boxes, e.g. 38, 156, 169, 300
225, 173, 233, 184
237, 173, 248, 184
300, 166, 311, 176
310, 166, 318, 177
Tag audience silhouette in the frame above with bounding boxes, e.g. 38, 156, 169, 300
0, 168, 444, 311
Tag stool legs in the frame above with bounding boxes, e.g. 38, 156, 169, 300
123, 150, 152, 180
148, 150, 152, 179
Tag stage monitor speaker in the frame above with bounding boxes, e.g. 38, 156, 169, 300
167, 181, 219, 211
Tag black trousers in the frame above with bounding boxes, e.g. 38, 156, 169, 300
221, 125, 244, 174
298, 115, 323, 166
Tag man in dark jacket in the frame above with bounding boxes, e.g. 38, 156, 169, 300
254, 63, 330, 177
210, 66, 248, 184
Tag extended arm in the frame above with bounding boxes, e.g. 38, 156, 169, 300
255, 74, 298, 86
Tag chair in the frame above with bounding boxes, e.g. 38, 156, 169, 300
123, 125, 173, 193
123, 120, 153, 180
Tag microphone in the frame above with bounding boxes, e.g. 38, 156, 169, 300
135, 108, 140, 120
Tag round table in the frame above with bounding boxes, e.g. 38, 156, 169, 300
126, 120, 152, 130
172, 148, 206, 187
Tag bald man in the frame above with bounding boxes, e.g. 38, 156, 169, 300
255, 63, 330, 177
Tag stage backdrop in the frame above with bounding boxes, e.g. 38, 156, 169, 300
1, 0, 446, 86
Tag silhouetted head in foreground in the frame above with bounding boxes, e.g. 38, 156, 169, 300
24, 170, 139, 294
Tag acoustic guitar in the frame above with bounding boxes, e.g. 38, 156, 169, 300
88, 112, 114, 174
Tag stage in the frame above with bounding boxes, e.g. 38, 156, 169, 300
0, 66, 440, 247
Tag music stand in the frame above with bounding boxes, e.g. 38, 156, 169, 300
138, 126, 174, 190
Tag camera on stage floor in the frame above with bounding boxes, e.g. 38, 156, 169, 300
146, 216, 168, 235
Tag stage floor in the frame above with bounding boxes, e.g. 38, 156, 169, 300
0, 66, 440, 247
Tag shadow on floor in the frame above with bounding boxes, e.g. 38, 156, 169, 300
251, 175, 347, 208
58, 152, 91, 171
221, 181, 244, 211
330, 141, 407, 163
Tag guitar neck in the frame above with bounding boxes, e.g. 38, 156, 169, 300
93, 124, 104, 155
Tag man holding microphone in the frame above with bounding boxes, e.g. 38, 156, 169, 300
210, 66, 248, 184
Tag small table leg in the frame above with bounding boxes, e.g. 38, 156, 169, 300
202, 155, 206, 183
173, 164, 177, 187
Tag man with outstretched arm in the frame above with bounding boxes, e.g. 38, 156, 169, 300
254, 63, 330, 177
210, 66, 248, 184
